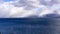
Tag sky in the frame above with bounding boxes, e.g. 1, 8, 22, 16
3, 0, 12, 1
0, 0, 60, 18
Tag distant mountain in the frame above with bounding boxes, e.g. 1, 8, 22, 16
25, 13, 60, 18
42, 14, 60, 18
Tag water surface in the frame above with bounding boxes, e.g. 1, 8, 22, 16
0, 18, 60, 34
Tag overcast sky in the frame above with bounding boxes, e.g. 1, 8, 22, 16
0, 0, 60, 18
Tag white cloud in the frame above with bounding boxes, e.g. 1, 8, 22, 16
0, 0, 60, 18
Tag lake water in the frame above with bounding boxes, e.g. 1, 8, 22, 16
0, 18, 60, 34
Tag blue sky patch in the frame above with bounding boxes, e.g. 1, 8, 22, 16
3, 0, 14, 2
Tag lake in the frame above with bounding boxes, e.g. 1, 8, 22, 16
0, 18, 60, 34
